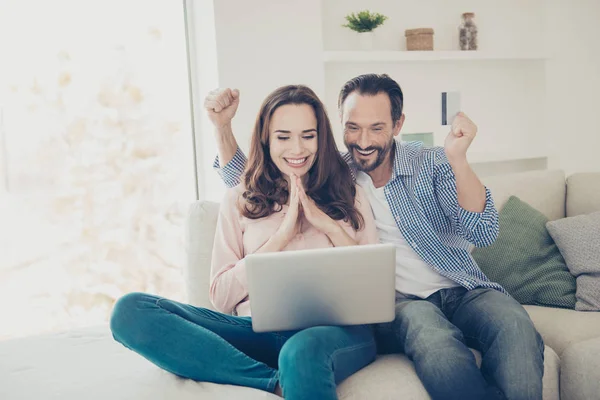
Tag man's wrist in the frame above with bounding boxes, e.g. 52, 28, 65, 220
447, 154, 470, 172
214, 123, 234, 139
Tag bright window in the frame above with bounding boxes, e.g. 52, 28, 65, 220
0, 0, 196, 340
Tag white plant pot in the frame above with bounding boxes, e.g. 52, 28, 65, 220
357, 32, 375, 50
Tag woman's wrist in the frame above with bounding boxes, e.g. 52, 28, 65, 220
257, 231, 288, 253
325, 224, 356, 247
323, 222, 343, 237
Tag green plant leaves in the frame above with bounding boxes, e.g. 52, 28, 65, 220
342, 10, 388, 33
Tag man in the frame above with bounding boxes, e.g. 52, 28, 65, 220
204, 74, 544, 400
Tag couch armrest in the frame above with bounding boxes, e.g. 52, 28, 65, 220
524, 305, 600, 355
561, 336, 600, 400
184, 201, 220, 309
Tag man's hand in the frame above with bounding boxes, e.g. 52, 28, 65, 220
441, 112, 487, 214
204, 88, 241, 167
204, 88, 240, 129
444, 112, 477, 162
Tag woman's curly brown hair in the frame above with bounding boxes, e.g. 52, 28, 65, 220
240, 85, 364, 231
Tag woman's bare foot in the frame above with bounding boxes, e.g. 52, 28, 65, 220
274, 382, 283, 397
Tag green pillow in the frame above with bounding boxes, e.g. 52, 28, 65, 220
472, 196, 576, 309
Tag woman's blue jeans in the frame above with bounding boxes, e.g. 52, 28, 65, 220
110, 292, 376, 400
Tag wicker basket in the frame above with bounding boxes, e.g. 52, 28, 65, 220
405, 28, 434, 51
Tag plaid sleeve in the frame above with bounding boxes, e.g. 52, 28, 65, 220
433, 148, 499, 247
213, 147, 248, 188
341, 151, 357, 183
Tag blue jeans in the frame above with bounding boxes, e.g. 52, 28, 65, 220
109, 292, 376, 400
374, 287, 545, 400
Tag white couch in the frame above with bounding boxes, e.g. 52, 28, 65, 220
1, 169, 600, 400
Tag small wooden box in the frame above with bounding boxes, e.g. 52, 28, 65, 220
405, 28, 434, 51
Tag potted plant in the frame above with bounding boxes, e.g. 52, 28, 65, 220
342, 10, 388, 50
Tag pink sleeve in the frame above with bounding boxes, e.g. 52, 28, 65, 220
355, 185, 379, 245
209, 188, 249, 314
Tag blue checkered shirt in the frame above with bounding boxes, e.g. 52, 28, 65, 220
214, 140, 506, 294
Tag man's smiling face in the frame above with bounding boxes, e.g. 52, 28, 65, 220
341, 92, 403, 173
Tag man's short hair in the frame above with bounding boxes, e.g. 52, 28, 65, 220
338, 73, 404, 124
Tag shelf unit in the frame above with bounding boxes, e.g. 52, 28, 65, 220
322, 50, 548, 167
467, 151, 549, 164
323, 50, 547, 63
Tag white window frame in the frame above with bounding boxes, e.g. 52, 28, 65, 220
183, 0, 219, 201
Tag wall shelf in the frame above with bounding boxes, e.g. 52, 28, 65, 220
467, 151, 548, 164
323, 51, 547, 63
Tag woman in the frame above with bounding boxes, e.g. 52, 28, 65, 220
110, 85, 379, 400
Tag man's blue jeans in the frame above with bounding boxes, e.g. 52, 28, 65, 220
375, 287, 545, 400
109, 292, 376, 400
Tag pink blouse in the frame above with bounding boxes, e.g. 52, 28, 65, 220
209, 184, 379, 316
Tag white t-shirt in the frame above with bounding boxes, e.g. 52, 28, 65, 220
357, 172, 458, 298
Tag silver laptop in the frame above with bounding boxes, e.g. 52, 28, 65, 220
245, 243, 396, 332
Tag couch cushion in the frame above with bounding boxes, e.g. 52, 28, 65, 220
483, 170, 566, 221
547, 211, 600, 311
0, 326, 276, 400
560, 336, 600, 400
524, 305, 600, 355
472, 196, 577, 309
338, 348, 560, 400
566, 172, 600, 217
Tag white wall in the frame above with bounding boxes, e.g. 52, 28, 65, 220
544, 0, 600, 174
324, 61, 546, 157
0, 109, 6, 193
199, 0, 324, 200
322, 0, 544, 52
322, 0, 548, 169
192, 0, 600, 199
213, 0, 325, 150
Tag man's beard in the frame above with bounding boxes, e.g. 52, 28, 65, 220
346, 139, 394, 173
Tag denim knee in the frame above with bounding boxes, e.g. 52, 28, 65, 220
396, 301, 444, 327
483, 304, 543, 354
397, 301, 463, 339
110, 292, 153, 346
279, 329, 331, 373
